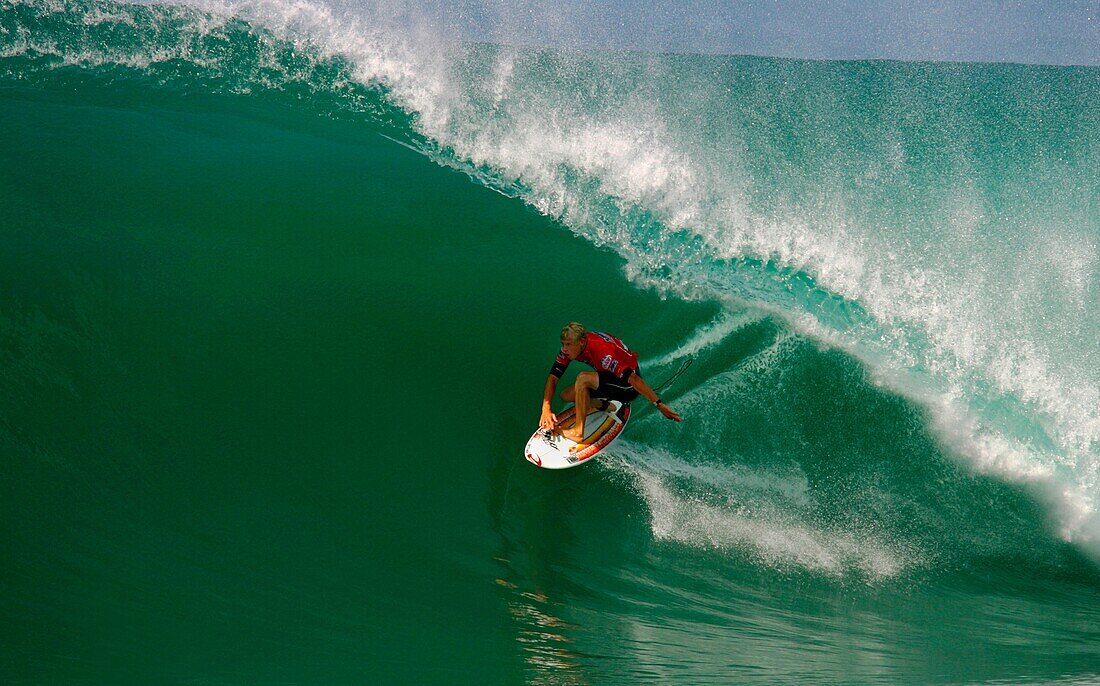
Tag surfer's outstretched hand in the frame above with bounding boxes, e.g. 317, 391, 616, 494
658, 403, 682, 422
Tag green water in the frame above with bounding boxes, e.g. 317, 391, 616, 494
2, 1, 1099, 684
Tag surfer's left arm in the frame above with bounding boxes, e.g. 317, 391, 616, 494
628, 372, 682, 422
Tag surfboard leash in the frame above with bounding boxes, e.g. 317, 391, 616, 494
653, 356, 693, 393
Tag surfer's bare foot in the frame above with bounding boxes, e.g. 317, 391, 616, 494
560, 428, 585, 443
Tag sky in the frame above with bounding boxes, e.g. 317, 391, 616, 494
433, 0, 1099, 66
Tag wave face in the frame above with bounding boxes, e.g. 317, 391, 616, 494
2, 1, 1099, 683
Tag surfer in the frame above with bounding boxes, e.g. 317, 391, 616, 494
540, 322, 682, 442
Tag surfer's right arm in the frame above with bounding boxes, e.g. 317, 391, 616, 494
540, 352, 570, 429
540, 374, 559, 429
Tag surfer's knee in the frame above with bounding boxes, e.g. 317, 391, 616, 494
576, 371, 598, 389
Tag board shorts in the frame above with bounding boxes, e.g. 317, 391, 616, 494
592, 369, 640, 403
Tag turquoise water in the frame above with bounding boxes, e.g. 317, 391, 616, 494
2, 1, 1099, 683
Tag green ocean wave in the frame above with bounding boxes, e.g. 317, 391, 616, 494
3, 2, 1100, 681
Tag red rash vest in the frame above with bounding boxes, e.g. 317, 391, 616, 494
550, 332, 639, 381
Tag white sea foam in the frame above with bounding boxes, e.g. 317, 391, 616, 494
613, 451, 913, 579
641, 308, 765, 369
620, 443, 814, 510
82, 7, 138, 26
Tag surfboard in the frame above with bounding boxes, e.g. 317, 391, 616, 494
524, 400, 631, 469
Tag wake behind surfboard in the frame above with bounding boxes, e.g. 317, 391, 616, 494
524, 401, 631, 469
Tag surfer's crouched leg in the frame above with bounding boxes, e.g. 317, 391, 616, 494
560, 371, 598, 441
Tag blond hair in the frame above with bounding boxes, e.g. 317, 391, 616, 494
560, 322, 587, 343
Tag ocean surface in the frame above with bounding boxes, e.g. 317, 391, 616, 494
2, 1, 1099, 683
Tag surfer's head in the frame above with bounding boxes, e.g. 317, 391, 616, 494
560, 322, 587, 359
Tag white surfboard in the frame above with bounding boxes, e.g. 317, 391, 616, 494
524, 400, 631, 469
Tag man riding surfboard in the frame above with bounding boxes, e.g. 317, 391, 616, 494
540, 322, 682, 443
